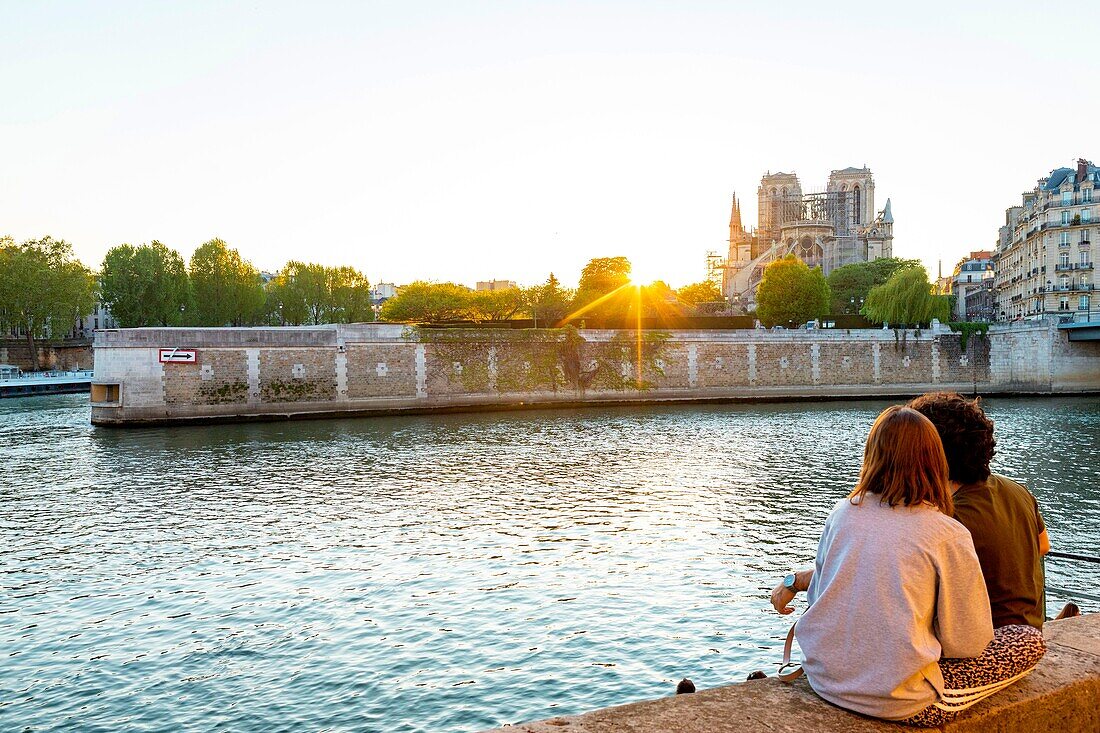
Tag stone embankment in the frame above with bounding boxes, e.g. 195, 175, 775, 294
89, 321, 1100, 426
484, 614, 1099, 733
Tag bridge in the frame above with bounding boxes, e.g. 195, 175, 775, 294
1058, 310, 1100, 341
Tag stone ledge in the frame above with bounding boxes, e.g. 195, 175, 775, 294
484, 614, 1099, 733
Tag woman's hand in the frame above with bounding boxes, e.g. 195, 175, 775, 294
769, 569, 813, 614
770, 583, 796, 614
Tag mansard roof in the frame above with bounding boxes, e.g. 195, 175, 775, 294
1042, 162, 1099, 190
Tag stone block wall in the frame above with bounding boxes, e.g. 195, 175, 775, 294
346, 344, 419, 399
259, 348, 336, 403
89, 323, 1100, 425
165, 349, 250, 406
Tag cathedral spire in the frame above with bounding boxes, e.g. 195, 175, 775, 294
882, 198, 893, 224
729, 192, 743, 234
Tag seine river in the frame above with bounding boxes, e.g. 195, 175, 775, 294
2, 395, 1098, 732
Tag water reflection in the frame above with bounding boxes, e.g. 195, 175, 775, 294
1, 395, 1097, 732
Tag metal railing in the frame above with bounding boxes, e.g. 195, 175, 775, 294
1046, 551, 1100, 605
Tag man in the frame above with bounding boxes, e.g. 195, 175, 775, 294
906, 392, 1049, 628
772, 392, 1057, 628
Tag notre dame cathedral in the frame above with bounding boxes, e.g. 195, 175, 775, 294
722, 166, 894, 307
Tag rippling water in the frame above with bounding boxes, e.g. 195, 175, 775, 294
1, 395, 1098, 732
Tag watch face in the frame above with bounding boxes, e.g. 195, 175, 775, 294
784, 573, 797, 590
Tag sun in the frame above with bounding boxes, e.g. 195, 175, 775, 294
629, 258, 664, 286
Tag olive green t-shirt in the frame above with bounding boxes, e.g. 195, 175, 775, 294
952, 474, 1046, 629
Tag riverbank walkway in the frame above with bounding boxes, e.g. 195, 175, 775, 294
485, 613, 1099, 733
0, 370, 93, 398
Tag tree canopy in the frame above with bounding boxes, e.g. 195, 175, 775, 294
379, 282, 474, 322
826, 257, 922, 314
266, 261, 373, 325
571, 256, 632, 320
188, 239, 265, 326
470, 287, 526, 321
862, 266, 951, 327
0, 236, 94, 368
525, 273, 573, 326
755, 255, 831, 327
676, 281, 726, 314
100, 241, 191, 327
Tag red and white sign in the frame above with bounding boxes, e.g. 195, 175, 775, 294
159, 348, 198, 363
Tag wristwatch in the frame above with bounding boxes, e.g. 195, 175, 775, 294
783, 573, 798, 592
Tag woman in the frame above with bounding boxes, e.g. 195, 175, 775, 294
771, 406, 1045, 725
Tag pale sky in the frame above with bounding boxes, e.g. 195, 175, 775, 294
2, 1, 1098, 289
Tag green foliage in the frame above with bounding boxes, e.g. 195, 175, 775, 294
266, 261, 373, 325
471, 288, 527, 321
188, 239, 265, 326
755, 255, 831, 327
0, 236, 94, 368
572, 256, 632, 320
100, 241, 191, 327
948, 321, 990, 352
826, 257, 922, 315
862, 266, 951, 328
380, 281, 473, 322
524, 273, 573, 326
676, 281, 726, 314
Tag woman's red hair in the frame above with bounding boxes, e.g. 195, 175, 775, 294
849, 405, 953, 515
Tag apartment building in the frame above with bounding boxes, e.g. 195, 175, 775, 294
993, 159, 1096, 321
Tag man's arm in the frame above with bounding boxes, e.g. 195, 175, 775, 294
1039, 529, 1050, 556
770, 568, 814, 615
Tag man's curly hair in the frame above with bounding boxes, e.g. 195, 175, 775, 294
906, 391, 996, 485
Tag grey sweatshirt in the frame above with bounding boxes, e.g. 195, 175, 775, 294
794, 496, 994, 720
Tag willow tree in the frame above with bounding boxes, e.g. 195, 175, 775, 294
862, 266, 951, 328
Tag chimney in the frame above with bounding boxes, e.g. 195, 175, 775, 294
1077, 158, 1090, 182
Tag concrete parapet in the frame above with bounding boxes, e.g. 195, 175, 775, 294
483, 614, 1100, 733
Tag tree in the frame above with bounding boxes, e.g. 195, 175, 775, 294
0, 236, 94, 369
676, 281, 726, 314
379, 282, 473, 322
571, 256, 632, 320
755, 254, 831, 327
862, 266, 951, 327
327, 266, 374, 323
188, 239, 265, 326
100, 241, 191, 327
525, 273, 573, 326
471, 288, 526, 321
264, 262, 373, 325
826, 257, 922, 314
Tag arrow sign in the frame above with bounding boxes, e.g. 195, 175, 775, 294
159, 348, 198, 363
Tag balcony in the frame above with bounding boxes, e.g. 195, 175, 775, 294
1059, 241, 1072, 249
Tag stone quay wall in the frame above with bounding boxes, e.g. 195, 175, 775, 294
90, 322, 1100, 426
1, 337, 93, 371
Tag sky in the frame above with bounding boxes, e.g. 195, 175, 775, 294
3, 1, 1099, 289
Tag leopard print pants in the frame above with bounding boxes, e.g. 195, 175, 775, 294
901, 624, 1046, 727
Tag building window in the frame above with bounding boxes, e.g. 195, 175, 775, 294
1080, 295, 1090, 311
1082, 251, 1092, 267
1063, 191, 1073, 206
1061, 231, 1071, 246
1083, 209, 1092, 223
1062, 210, 1071, 225
853, 186, 861, 223
1061, 276, 1070, 289
1085, 189, 1094, 203
1061, 252, 1070, 268
1060, 297, 1070, 310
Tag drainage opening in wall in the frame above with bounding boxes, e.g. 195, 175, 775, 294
91, 383, 121, 406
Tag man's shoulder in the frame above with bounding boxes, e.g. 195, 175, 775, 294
988, 473, 1039, 507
